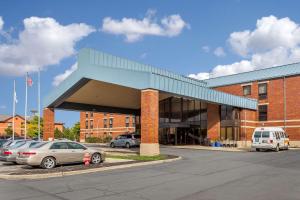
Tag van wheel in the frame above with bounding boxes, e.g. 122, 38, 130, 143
256, 148, 260, 152
125, 142, 130, 149
275, 145, 279, 152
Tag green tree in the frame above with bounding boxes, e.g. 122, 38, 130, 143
4, 127, 13, 136
71, 122, 80, 141
27, 116, 43, 138
54, 128, 63, 139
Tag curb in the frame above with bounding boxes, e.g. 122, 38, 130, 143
0, 156, 182, 180
164, 146, 249, 152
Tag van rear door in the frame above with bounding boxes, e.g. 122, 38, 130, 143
253, 131, 262, 144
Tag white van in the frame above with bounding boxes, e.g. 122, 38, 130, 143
251, 127, 289, 152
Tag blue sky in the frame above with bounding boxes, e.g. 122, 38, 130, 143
1, 0, 300, 127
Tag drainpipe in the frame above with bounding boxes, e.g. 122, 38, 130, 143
283, 76, 287, 130
244, 110, 246, 147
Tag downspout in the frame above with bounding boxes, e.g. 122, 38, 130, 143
244, 109, 246, 147
283, 76, 286, 130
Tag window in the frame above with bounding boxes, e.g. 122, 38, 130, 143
132, 116, 135, 127
67, 142, 86, 150
90, 112, 93, 118
7, 122, 12, 127
258, 105, 268, 121
125, 116, 130, 127
85, 120, 88, 129
50, 142, 68, 149
90, 120, 93, 129
103, 118, 107, 128
109, 118, 113, 128
261, 131, 269, 138
85, 112, 89, 118
258, 83, 267, 99
243, 85, 251, 96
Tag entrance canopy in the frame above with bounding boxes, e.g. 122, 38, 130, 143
44, 48, 257, 111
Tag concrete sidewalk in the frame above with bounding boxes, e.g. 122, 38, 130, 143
162, 145, 250, 152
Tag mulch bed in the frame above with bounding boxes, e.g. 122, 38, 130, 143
8, 155, 178, 175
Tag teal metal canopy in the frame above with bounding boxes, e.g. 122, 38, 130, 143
44, 48, 257, 110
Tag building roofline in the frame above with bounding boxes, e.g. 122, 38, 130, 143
205, 61, 300, 87
208, 61, 300, 81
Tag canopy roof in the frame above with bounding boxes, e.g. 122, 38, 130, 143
44, 48, 257, 112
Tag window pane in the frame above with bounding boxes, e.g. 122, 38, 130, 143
243, 85, 251, 95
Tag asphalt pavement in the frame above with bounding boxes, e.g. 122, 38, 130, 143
1, 147, 300, 200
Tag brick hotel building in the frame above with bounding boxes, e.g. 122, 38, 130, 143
44, 48, 300, 155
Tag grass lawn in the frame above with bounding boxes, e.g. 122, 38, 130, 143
107, 154, 167, 161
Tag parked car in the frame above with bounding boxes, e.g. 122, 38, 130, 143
0, 140, 41, 163
110, 134, 141, 148
1, 139, 30, 150
251, 127, 289, 152
16, 140, 106, 169
0, 139, 8, 148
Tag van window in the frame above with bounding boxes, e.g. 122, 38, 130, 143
275, 132, 280, 139
280, 132, 284, 138
254, 131, 261, 138
261, 131, 270, 138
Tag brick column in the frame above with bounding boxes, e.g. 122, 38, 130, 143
207, 103, 220, 140
43, 108, 55, 141
140, 89, 160, 156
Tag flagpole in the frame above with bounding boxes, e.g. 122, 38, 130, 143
24, 73, 28, 140
12, 80, 15, 141
38, 69, 41, 141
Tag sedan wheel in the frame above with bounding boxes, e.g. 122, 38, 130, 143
41, 157, 56, 169
91, 153, 102, 164
110, 142, 115, 148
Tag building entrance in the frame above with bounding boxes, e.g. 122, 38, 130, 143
159, 127, 207, 145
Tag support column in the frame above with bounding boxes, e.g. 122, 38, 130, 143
43, 108, 55, 141
207, 103, 220, 140
140, 89, 160, 156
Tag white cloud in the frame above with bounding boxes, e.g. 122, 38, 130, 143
52, 62, 78, 86
140, 52, 147, 59
202, 46, 210, 53
189, 16, 300, 79
101, 10, 189, 42
229, 15, 300, 57
213, 47, 226, 57
188, 72, 210, 80
0, 16, 3, 30
0, 17, 95, 76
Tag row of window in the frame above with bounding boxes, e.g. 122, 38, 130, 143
85, 116, 135, 129
243, 83, 268, 100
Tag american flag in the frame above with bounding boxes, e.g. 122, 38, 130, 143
27, 73, 33, 86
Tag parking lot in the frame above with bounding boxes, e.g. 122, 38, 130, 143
1, 147, 300, 200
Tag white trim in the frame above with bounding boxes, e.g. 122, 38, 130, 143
258, 81, 269, 84
241, 125, 300, 128
241, 119, 300, 123
241, 83, 252, 86
258, 103, 269, 105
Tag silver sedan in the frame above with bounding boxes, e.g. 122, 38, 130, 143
16, 140, 106, 169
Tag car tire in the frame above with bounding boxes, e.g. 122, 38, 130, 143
110, 142, 115, 148
275, 144, 280, 152
256, 148, 260, 152
91, 153, 102, 164
41, 156, 56, 169
125, 142, 130, 149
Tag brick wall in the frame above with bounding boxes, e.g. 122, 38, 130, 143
0, 116, 24, 136
43, 108, 55, 141
80, 111, 136, 141
207, 103, 220, 140
141, 89, 159, 144
214, 75, 300, 141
